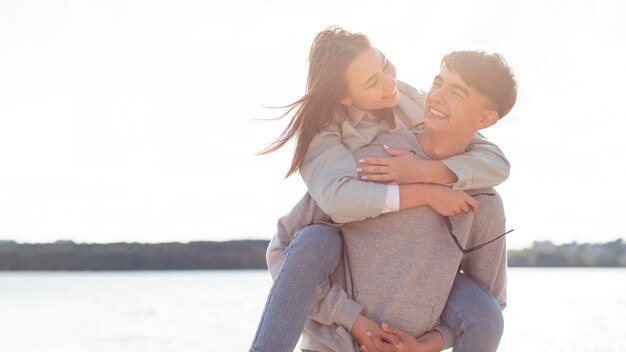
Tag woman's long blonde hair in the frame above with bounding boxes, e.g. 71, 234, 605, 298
258, 26, 370, 177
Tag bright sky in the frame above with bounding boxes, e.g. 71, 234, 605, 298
1, 0, 625, 249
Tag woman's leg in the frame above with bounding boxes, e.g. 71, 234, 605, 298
249, 224, 342, 352
441, 272, 504, 352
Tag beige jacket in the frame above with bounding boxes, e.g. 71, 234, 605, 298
300, 81, 510, 224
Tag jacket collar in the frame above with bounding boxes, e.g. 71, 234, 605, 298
345, 105, 374, 125
395, 89, 425, 127
343, 89, 426, 127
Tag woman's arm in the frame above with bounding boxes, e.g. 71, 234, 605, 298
358, 147, 458, 185
357, 136, 509, 190
398, 183, 478, 216
303, 123, 486, 221
441, 132, 510, 190
300, 123, 390, 224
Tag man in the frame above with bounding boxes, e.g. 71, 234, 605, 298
267, 51, 517, 352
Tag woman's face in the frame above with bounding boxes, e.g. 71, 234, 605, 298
340, 47, 399, 111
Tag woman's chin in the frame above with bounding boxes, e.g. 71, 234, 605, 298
382, 95, 400, 108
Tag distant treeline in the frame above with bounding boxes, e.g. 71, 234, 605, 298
508, 239, 626, 267
0, 240, 268, 270
0, 238, 624, 270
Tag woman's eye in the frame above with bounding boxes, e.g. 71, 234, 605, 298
384, 62, 396, 76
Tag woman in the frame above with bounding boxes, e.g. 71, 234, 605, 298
250, 26, 510, 352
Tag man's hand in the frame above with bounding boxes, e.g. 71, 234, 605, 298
360, 322, 445, 352
351, 314, 404, 352
358, 146, 429, 184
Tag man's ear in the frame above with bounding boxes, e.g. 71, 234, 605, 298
477, 110, 499, 129
339, 96, 352, 106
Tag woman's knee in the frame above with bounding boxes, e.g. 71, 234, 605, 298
445, 273, 504, 337
472, 295, 504, 339
288, 224, 342, 270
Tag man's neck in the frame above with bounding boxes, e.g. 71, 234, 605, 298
417, 131, 475, 160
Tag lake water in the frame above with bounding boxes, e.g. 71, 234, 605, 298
0, 268, 625, 352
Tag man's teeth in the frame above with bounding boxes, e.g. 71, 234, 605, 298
429, 108, 448, 118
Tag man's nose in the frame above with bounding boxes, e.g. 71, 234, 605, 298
430, 87, 445, 103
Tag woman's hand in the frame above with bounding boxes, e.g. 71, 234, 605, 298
427, 185, 479, 216
357, 145, 457, 185
359, 322, 445, 352
358, 146, 428, 184
351, 314, 404, 352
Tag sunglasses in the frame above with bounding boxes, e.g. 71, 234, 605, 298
444, 192, 514, 254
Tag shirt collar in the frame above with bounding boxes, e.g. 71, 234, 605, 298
395, 90, 425, 127
343, 88, 426, 127
345, 104, 376, 125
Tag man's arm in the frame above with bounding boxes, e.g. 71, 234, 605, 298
362, 322, 444, 352
459, 190, 508, 309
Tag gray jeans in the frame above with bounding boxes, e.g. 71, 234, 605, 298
249, 224, 503, 352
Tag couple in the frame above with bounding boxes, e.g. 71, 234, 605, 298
250, 26, 517, 352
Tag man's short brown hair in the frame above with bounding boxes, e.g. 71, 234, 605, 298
442, 51, 517, 119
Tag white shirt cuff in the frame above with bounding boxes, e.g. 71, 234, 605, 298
381, 184, 400, 214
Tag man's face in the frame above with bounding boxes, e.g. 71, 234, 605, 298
424, 64, 497, 135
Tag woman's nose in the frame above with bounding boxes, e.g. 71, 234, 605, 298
383, 74, 396, 90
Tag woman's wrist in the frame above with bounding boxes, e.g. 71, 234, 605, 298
399, 184, 432, 210
419, 160, 458, 185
